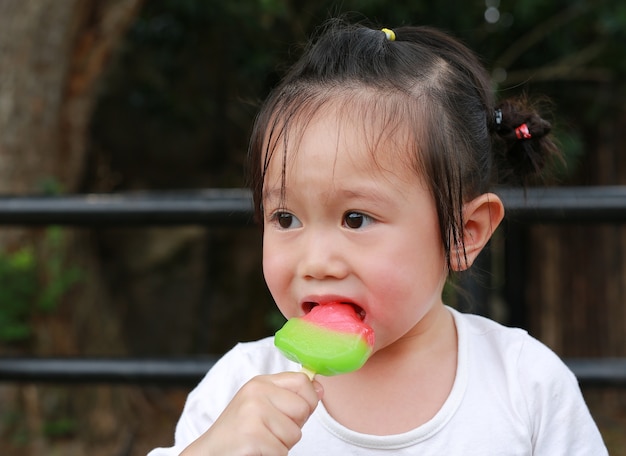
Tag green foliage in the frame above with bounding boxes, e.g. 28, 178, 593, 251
1, 404, 77, 445
2, 409, 29, 446
0, 247, 37, 341
95, 0, 626, 191
0, 227, 82, 343
37, 177, 64, 195
42, 417, 77, 438
38, 227, 82, 313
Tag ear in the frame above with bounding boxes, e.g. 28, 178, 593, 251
451, 192, 505, 272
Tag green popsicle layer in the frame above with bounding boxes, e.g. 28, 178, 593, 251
274, 303, 374, 377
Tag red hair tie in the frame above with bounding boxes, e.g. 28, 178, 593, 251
515, 123, 531, 140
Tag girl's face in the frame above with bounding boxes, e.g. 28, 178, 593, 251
261, 106, 448, 353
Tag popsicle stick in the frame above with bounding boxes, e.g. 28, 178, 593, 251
301, 366, 316, 380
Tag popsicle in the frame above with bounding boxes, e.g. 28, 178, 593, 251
274, 302, 375, 378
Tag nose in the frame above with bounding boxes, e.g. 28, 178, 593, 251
298, 230, 349, 280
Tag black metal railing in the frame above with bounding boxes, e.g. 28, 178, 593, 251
1, 186, 625, 386
2, 186, 626, 226
0, 188, 254, 226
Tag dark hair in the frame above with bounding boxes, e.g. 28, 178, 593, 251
247, 18, 559, 270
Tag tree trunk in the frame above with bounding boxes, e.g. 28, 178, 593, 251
0, 1, 143, 455
0, 0, 142, 238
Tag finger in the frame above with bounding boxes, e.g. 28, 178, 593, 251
260, 407, 304, 451
272, 372, 321, 415
269, 391, 315, 430
235, 374, 318, 445
237, 375, 311, 450
312, 379, 324, 400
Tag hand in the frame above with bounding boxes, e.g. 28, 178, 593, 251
181, 372, 323, 456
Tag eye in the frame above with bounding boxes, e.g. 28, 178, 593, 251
343, 211, 374, 229
272, 211, 302, 229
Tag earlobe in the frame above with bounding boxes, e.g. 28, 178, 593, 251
451, 193, 505, 271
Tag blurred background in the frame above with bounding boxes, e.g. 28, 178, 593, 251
0, 0, 625, 454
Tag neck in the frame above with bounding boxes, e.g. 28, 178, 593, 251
365, 303, 455, 374
318, 304, 459, 434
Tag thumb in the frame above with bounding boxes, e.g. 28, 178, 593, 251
312, 380, 324, 400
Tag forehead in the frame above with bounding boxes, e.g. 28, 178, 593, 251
262, 92, 422, 187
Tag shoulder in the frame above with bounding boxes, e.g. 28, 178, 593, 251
451, 306, 570, 373
451, 306, 580, 398
451, 308, 607, 454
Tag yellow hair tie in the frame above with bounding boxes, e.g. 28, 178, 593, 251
381, 28, 396, 41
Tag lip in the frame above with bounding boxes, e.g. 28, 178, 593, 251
301, 295, 366, 321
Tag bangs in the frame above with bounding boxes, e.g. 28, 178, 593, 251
257, 86, 433, 213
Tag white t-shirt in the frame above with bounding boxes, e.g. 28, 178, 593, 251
148, 308, 608, 455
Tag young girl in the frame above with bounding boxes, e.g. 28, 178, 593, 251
150, 18, 607, 455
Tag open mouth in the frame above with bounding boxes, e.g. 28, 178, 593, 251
303, 301, 366, 321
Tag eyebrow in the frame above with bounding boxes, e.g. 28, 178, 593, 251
336, 187, 391, 205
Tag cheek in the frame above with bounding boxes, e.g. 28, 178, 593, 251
262, 243, 279, 289
364, 236, 447, 311
366, 260, 447, 343
262, 239, 292, 302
